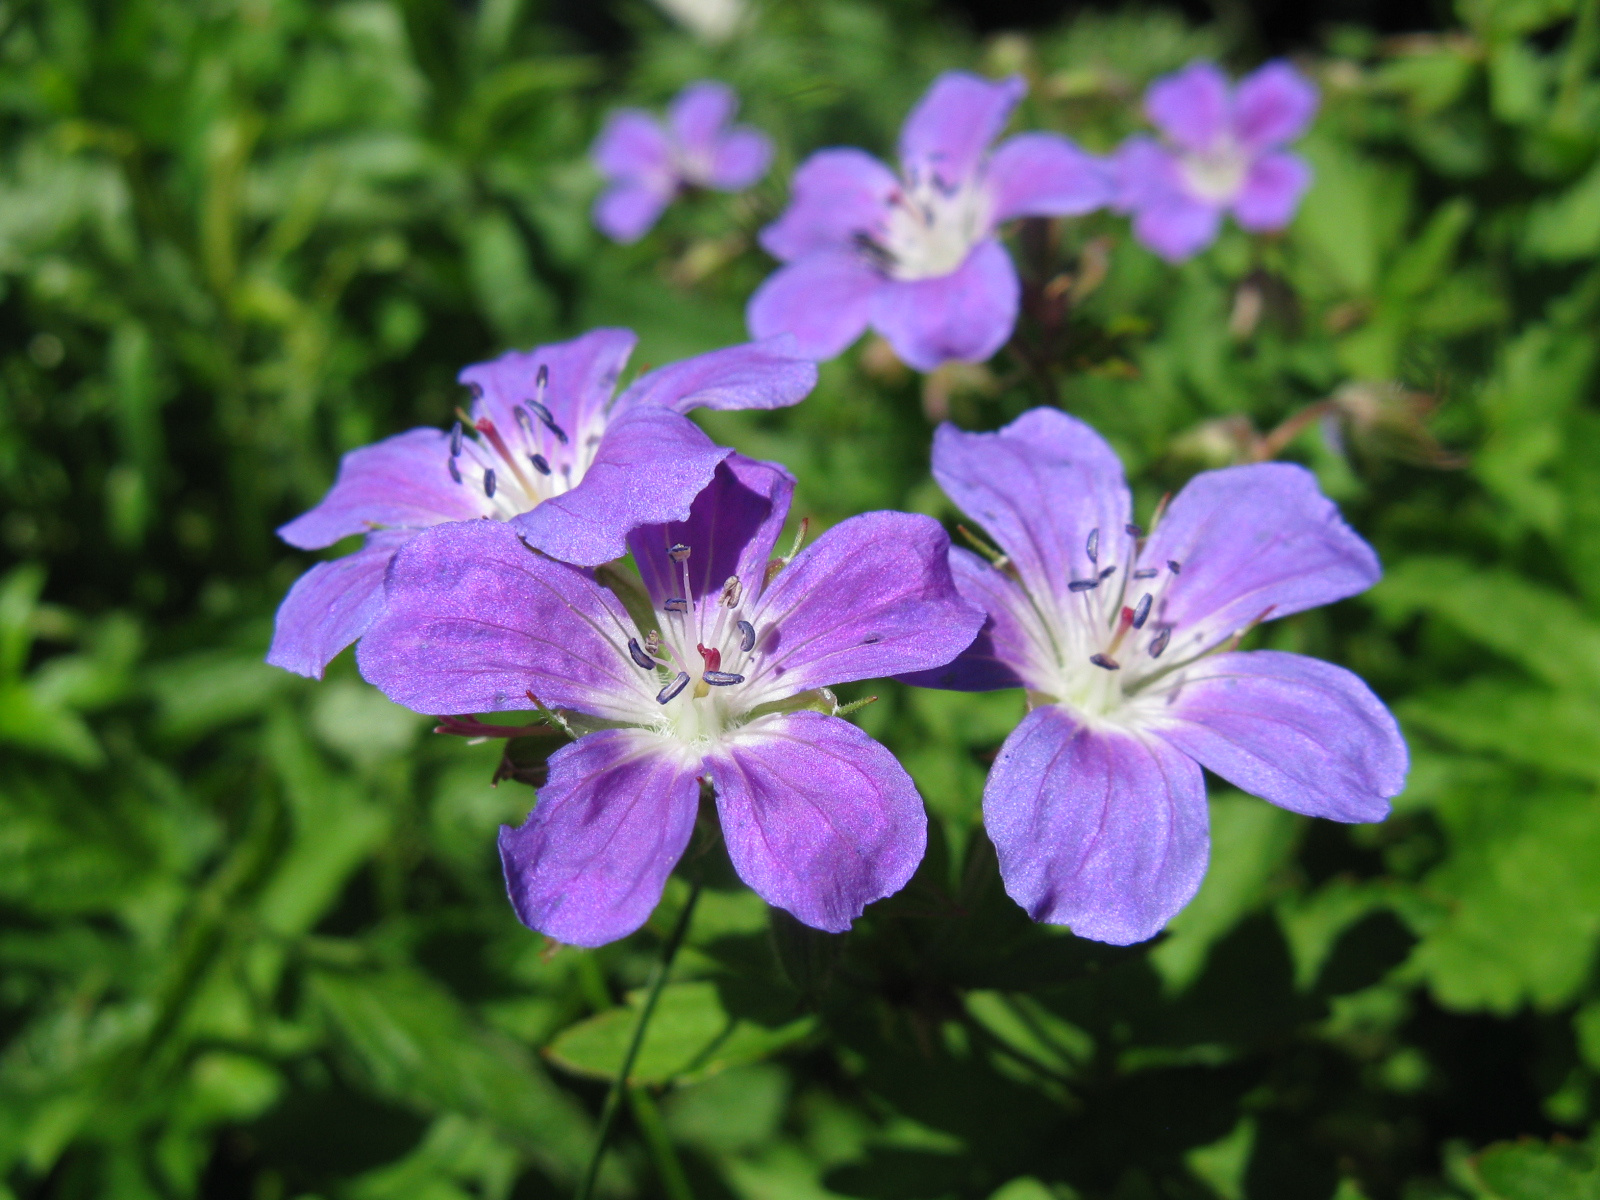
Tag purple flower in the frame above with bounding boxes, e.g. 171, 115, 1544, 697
747, 71, 1112, 372
905, 408, 1407, 945
1113, 60, 1317, 262
356, 455, 985, 946
592, 80, 773, 243
267, 329, 815, 679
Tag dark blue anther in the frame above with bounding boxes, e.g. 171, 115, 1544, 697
665, 598, 689, 613
703, 671, 744, 686
1132, 568, 1159, 579
1125, 523, 1143, 537
513, 405, 536, 436
668, 544, 690, 563
1132, 594, 1152, 629
526, 398, 555, 425
1068, 578, 1099, 592
656, 672, 690, 703
467, 382, 483, 400
628, 638, 655, 669
483, 469, 496, 499
529, 453, 551, 475
449, 421, 463, 457
1089, 653, 1120, 671
448, 456, 462, 484
737, 620, 756, 652
1099, 565, 1117, 580
1086, 527, 1099, 564
1168, 560, 1182, 574
1149, 627, 1172, 658
535, 364, 549, 391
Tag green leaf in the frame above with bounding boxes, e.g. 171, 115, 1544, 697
1468, 1137, 1600, 1199
545, 981, 815, 1086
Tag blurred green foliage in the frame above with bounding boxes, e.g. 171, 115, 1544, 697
3, 0, 1600, 1197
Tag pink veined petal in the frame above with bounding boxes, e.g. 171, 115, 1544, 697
512, 404, 730, 568
356, 519, 654, 722
708, 127, 773, 191
669, 81, 738, 160
613, 336, 815, 415
627, 453, 795, 617
745, 252, 881, 361
985, 132, 1114, 225
897, 545, 1035, 692
461, 328, 638, 445
930, 408, 1131, 614
1131, 191, 1223, 262
983, 705, 1210, 945
741, 511, 983, 706
868, 238, 1020, 372
499, 729, 702, 948
707, 711, 927, 933
1145, 61, 1232, 152
594, 179, 674, 243
266, 530, 415, 679
1141, 650, 1406, 824
1233, 60, 1319, 150
1136, 462, 1381, 654
592, 109, 674, 182
758, 149, 898, 262
898, 71, 1026, 187
1231, 150, 1312, 232
277, 427, 484, 550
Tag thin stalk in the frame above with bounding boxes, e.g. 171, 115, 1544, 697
629, 1085, 696, 1200
573, 881, 702, 1200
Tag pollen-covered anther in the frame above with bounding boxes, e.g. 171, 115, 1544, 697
657, 671, 691, 704
1149, 626, 1173, 658
665, 597, 689, 613
1085, 526, 1100, 564
1132, 567, 1159, 580
668, 543, 691, 563
1068, 578, 1099, 592
1131, 593, 1152, 629
1089, 653, 1120, 671
719, 576, 742, 607
703, 671, 745, 686
737, 619, 756, 652
627, 638, 655, 669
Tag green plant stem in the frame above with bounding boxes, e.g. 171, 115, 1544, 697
628, 1085, 696, 1200
573, 881, 702, 1200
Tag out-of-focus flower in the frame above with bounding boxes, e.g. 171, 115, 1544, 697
592, 81, 772, 243
1113, 61, 1317, 262
748, 72, 1113, 371
905, 408, 1406, 945
358, 456, 985, 947
267, 329, 814, 679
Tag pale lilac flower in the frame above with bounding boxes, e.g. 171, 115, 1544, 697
267, 329, 814, 678
357, 455, 984, 947
747, 71, 1112, 372
592, 80, 773, 243
1113, 61, 1317, 262
906, 408, 1406, 945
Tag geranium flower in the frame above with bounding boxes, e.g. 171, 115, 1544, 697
592, 80, 773, 243
747, 71, 1111, 371
357, 455, 985, 946
1113, 60, 1317, 262
906, 408, 1407, 945
267, 329, 814, 679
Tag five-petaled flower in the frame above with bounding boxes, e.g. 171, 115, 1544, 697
357, 455, 985, 947
267, 329, 814, 679
747, 71, 1112, 372
592, 80, 773, 243
905, 408, 1407, 945
1113, 60, 1318, 262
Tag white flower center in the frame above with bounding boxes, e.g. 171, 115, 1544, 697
453, 371, 605, 522
869, 171, 991, 281
1178, 136, 1250, 204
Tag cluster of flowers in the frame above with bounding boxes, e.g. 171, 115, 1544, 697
271, 62, 1405, 951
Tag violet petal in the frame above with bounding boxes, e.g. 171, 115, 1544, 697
512, 404, 730, 567
746, 252, 881, 361
741, 511, 983, 705
867, 238, 1019, 372
1136, 462, 1380, 652
668, 81, 737, 160
1142, 649, 1406, 824
1232, 150, 1312, 232
266, 529, 414, 678
709, 128, 773, 191
277, 427, 483, 551
898, 71, 1026, 187
984, 705, 1209, 945
1233, 61, 1319, 150
594, 180, 674, 243
592, 109, 673, 182
460, 328, 637, 449
931, 408, 1130, 611
986, 132, 1114, 225
613, 337, 815, 415
896, 545, 1032, 692
1145, 61, 1231, 152
499, 730, 701, 947
1132, 191, 1224, 262
707, 711, 926, 933
757, 149, 898, 262
356, 519, 655, 721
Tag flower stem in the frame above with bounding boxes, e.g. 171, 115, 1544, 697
628, 1084, 696, 1200
573, 881, 702, 1200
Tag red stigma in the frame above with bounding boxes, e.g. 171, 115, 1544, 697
697, 644, 722, 673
